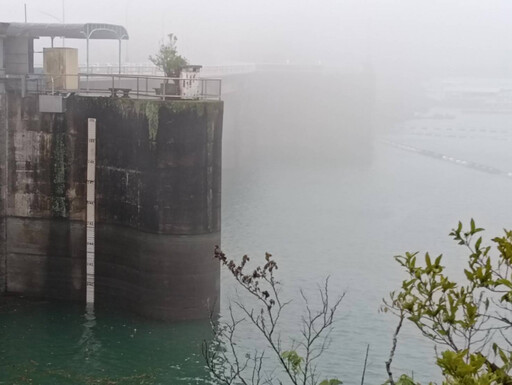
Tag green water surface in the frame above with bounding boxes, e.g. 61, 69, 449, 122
0, 297, 211, 384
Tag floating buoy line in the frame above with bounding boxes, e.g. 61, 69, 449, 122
380, 139, 512, 179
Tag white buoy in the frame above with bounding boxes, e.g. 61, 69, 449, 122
86, 118, 96, 305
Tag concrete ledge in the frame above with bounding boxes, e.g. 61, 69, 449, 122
95, 222, 220, 320
4, 217, 220, 320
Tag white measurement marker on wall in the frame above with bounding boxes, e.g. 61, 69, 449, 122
86, 118, 96, 305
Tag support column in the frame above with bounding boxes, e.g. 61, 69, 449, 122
86, 36, 90, 73
118, 39, 121, 74
86, 36, 90, 91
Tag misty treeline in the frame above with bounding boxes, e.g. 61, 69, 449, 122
203, 220, 512, 385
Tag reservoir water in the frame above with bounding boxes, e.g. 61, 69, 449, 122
1, 108, 511, 384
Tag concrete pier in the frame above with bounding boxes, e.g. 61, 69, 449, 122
0, 92, 222, 320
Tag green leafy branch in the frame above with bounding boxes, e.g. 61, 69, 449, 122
383, 220, 512, 385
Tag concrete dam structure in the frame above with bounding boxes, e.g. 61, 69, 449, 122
0, 21, 223, 320
0, 92, 223, 320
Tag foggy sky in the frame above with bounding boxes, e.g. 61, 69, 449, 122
2, 0, 512, 78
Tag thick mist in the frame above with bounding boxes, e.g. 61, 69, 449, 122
3, 1, 512, 73
4, 0, 511, 146
2, 1, 512, 384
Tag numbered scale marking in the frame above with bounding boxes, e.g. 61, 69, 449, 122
86, 118, 96, 304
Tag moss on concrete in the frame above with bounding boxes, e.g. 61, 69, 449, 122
144, 102, 160, 142
67, 96, 222, 150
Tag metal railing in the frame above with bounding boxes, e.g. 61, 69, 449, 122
76, 63, 257, 77
20, 73, 222, 100
78, 65, 163, 75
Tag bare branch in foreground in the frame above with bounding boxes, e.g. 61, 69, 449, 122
203, 248, 346, 385
385, 312, 404, 385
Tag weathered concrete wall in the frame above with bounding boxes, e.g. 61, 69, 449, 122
4, 36, 30, 75
0, 93, 223, 320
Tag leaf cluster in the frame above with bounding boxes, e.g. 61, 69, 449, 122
148, 33, 188, 78
383, 220, 512, 385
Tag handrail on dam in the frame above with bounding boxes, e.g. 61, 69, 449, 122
5, 73, 222, 101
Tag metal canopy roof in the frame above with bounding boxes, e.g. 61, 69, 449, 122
6, 23, 129, 40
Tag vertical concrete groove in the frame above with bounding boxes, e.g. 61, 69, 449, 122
4, 94, 7, 292
1, 91, 8, 292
